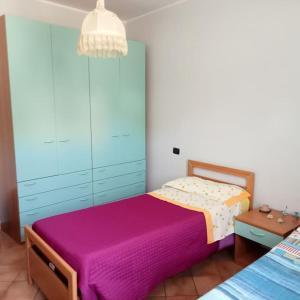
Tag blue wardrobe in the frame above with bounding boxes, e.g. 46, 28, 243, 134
0, 15, 146, 242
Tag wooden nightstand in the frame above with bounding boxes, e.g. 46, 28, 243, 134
234, 208, 300, 266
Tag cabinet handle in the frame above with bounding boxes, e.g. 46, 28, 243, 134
111, 135, 119, 138
59, 139, 70, 143
44, 141, 55, 144
80, 199, 89, 202
24, 182, 37, 187
79, 172, 89, 176
249, 229, 265, 237
98, 182, 107, 185
26, 212, 38, 216
122, 134, 130, 137
25, 197, 38, 202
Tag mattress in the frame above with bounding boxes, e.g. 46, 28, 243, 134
33, 193, 231, 300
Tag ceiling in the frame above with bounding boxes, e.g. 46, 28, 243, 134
47, 0, 181, 21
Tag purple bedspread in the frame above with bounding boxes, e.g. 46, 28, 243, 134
33, 194, 229, 300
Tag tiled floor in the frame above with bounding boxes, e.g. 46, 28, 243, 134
146, 248, 243, 300
0, 230, 243, 300
0, 231, 45, 300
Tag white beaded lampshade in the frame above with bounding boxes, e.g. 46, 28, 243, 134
78, 0, 128, 58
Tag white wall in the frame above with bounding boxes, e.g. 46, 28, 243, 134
0, 0, 85, 28
127, 0, 300, 212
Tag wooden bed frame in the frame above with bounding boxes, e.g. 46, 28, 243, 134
188, 160, 255, 209
25, 160, 255, 300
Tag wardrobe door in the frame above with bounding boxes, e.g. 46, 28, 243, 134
90, 58, 121, 167
5, 16, 58, 181
119, 41, 146, 162
51, 26, 92, 174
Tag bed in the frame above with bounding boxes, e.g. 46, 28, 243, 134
200, 229, 300, 300
25, 160, 254, 300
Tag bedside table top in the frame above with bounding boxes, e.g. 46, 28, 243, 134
235, 208, 300, 237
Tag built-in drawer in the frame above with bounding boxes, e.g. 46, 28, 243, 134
235, 220, 283, 248
20, 195, 93, 240
129, 182, 146, 196
94, 182, 146, 206
18, 170, 92, 197
69, 195, 93, 212
20, 195, 93, 228
93, 160, 146, 181
93, 171, 146, 194
19, 183, 93, 212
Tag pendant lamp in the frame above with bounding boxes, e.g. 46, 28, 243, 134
78, 0, 128, 58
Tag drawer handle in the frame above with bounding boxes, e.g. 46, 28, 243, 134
122, 134, 130, 137
79, 185, 89, 189
59, 139, 70, 143
24, 182, 37, 187
111, 135, 119, 138
249, 229, 265, 237
79, 172, 89, 176
25, 197, 38, 202
80, 199, 89, 202
26, 212, 38, 216
97, 182, 107, 185
44, 140, 55, 144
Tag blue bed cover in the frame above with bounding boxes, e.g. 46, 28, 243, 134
200, 229, 300, 300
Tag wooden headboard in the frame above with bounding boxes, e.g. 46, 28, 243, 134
188, 160, 255, 209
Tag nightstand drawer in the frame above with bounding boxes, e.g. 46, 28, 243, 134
235, 220, 283, 248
